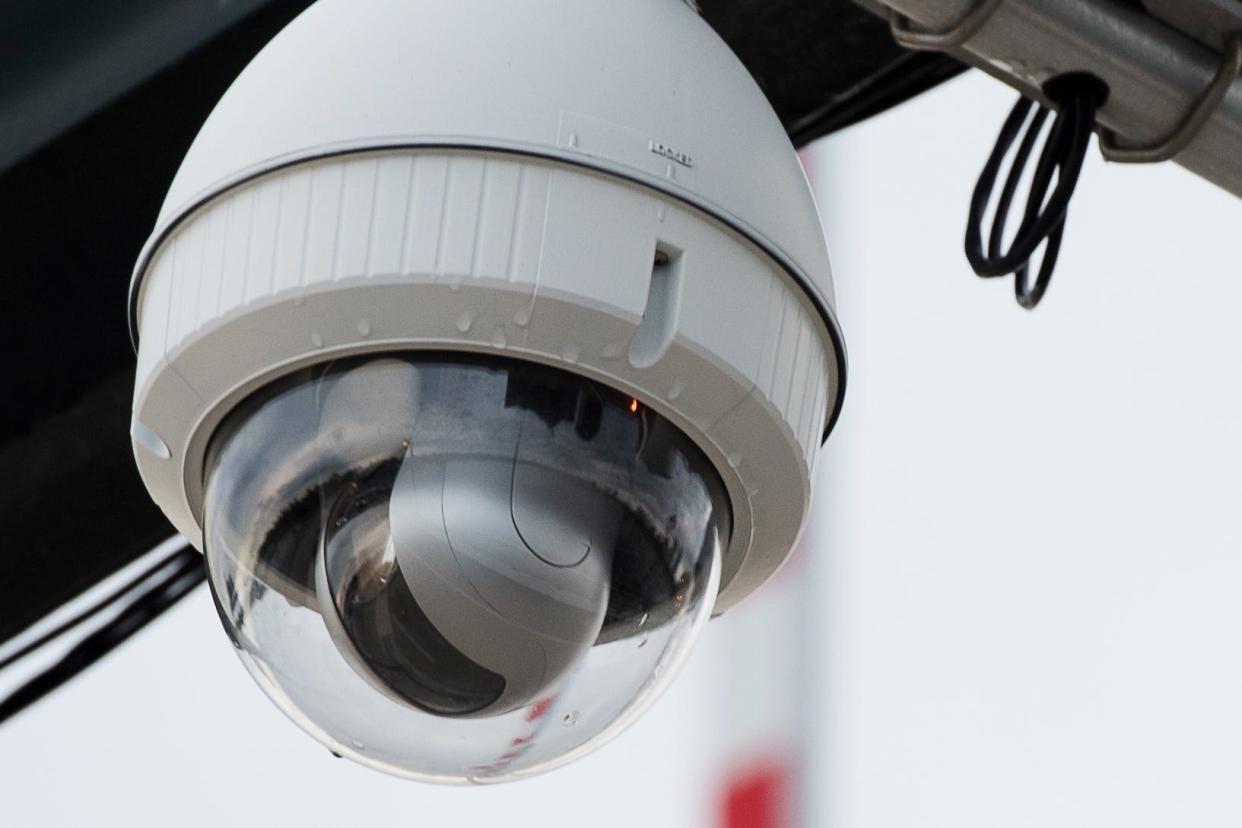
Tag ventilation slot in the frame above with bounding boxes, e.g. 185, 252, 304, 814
628, 244, 683, 369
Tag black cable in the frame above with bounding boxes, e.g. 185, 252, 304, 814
0, 544, 204, 726
0, 542, 193, 673
964, 74, 1106, 308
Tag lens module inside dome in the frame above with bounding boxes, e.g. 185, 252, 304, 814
202, 354, 730, 782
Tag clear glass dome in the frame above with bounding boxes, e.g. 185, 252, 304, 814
202, 354, 730, 782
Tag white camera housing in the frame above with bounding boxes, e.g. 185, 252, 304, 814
128, 0, 845, 781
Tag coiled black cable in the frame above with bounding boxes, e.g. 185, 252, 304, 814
965, 74, 1107, 308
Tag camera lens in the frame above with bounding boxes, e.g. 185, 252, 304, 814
203, 354, 729, 781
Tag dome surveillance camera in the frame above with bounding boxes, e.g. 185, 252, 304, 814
128, 0, 845, 783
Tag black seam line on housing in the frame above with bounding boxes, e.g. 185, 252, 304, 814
126, 143, 847, 443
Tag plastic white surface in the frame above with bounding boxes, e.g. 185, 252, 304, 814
146, 0, 836, 312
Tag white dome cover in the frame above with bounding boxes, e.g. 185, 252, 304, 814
144, 0, 836, 316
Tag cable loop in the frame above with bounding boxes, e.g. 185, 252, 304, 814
964, 76, 1104, 308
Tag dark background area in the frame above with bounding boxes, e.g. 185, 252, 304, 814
0, 0, 961, 645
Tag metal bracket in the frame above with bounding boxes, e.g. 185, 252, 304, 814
1099, 33, 1242, 163
888, 0, 1004, 51
866, 0, 1242, 197
887, 0, 1242, 167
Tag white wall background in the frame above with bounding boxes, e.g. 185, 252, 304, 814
807, 71, 1242, 828
4, 66, 1242, 828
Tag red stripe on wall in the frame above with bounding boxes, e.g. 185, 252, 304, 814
720, 762, 791, 828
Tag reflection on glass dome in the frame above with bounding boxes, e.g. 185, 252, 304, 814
203, 354, 729, 782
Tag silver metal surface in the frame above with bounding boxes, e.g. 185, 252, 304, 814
1100, 34, 1242, 163
1144, 0, 1242, 51
860, 0, 1242, 198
